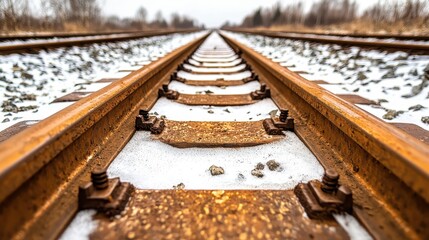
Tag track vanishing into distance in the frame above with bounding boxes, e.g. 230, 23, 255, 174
0, 30, 428, 239
227, 28, 429, 52
0, 29, 198, 54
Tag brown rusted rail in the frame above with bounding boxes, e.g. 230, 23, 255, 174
0, 29, 199, 54
0, 32, 210, 239
220, 32, 429, 239
226, 28, 429, 52
0, 30, 428, 240
0, 30, 153, 41
229, 28, 429, 41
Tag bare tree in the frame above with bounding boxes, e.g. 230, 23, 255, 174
151, 10, 168, 28
135, 6, 147, 29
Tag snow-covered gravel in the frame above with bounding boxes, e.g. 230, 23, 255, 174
224, 31, 429, 130
0, 33, 137, 46
0, 31, 206, 130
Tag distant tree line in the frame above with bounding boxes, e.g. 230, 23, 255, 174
230, 0, 429, 28
0, 0, 201, 32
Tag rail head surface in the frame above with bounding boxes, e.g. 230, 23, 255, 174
0, 32, 209, 205
219, 32, 429, 202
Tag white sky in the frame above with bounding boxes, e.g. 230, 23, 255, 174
100, 0, 396, 28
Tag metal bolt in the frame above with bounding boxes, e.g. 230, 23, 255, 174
91, 168, 109, 190
162, 84, 169, 92
279, 109, 289, 122
252, 73, 259, 81
260, 84, 266, 92
139, 109, 149, 121
321, 169, 339, 193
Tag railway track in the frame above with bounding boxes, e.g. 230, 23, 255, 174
229, 28, 429, 41
0, 29, 198, 54
0, 30, 148, 41
0, 31, 428, 239
226, 28, 429, 52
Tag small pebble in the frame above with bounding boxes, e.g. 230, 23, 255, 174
255, 162, 265, 170
251, 169, 264, 178
237, 173, 246, 181
266, 160, 280, 171
209, 165, 224, 176
409, 104, 426, 111
383, 110, 404, 120
173, 183, 185, 190
357, 72, 367, 80
422, 116, 429, 124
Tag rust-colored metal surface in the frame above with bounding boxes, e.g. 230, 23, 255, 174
221, 32, 429, 239
51, 92, 93, 103
0, 30, 163, 41
391, 123, 429, 144
0, 32, 210, 240
176, 94, 256, 106
224, 28, 429, 41
154, 119, 283, 148
228, 28, 429, 52
311, 80, 331, 84
336, 94, 377, 105
90, 189, 349, 240
0, 29, 199, 55
0, 121, 39, 142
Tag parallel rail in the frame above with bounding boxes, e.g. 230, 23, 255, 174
220, 32, 429, 239
0, 32, 209, 239
225, 28, 429, 52
0, 30, 427, 239
0, 30, 148, 41
239, 28, 429, 41
0, 29, 199, 54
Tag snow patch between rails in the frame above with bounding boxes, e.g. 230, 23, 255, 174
183, 63, 246, 73
107, 131, 324, 190
59, 210, 98, 240
168, 80, 260, 94
150, 98, 278, 122
334, 214, 373, 240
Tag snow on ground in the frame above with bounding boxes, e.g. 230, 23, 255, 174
59, 210, 98, 240
150, 98, 278, 122
0, 31, 206, 129
0, 33, 136, 46
334, 213, 373, 240
224, 31, 429, 130
108, 131, 324, 190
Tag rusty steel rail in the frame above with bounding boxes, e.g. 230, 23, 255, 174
226, 28, 429, 52
0, 30, 152, 41
0, 32, 209, 240
0, 29, 199, 54
229, 28, 429, 41
220, 32, 429, 239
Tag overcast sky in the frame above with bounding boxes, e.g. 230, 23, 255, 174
102, 0, 396, 28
